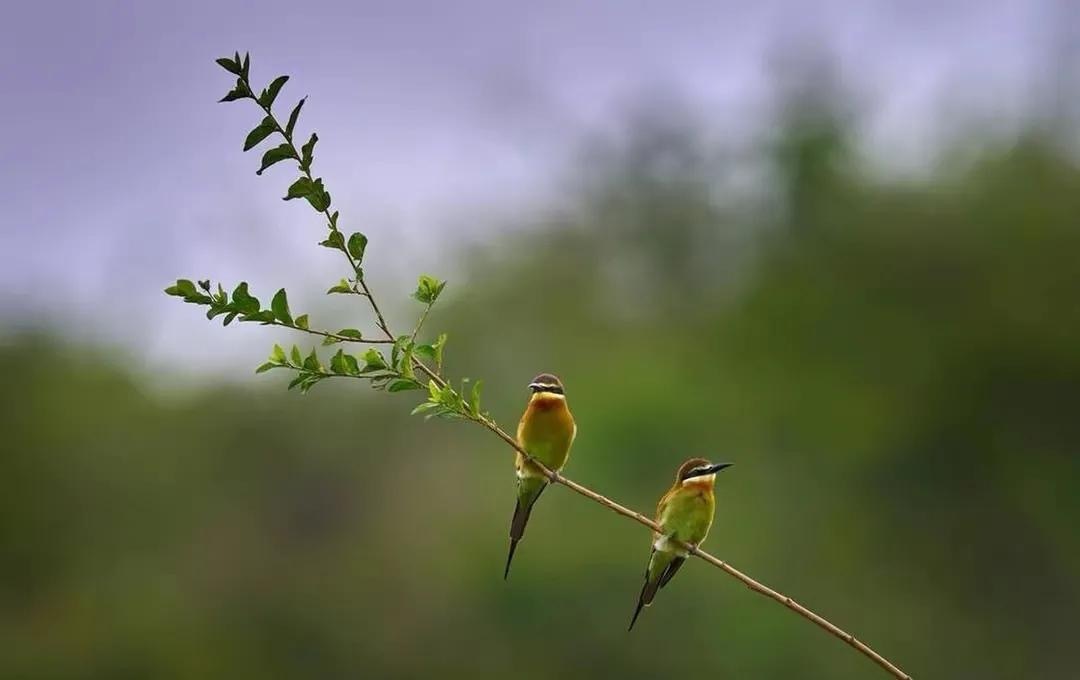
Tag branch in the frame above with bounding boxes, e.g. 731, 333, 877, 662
190, 54, 912, 680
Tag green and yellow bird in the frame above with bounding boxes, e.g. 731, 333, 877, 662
504, 373, 577, 579
628, 457, 734, 630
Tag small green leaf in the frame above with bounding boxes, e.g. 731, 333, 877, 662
258, 75, 289, 109
412, 274, 446, 304
411, 402, 440, 416
216, 56, 241, 75
285, 97, 306, 138
413, 344, 435, 360
255, 362, 276, 374
287, 374, 305, 390
294, 314, 309, 330
197, 279, 211, 292
270, 344, 287, 364
256, 143, 296, 175
326, 279, 352, 294
174, 279, 197, 297
303, 348, 322, 372
330, 348, 347, 374
362, 348, 388, 372
240, 52, 250, 79
322, 336, 341, 346
231, 282, 260, 314
219, 81, 248, 102
271, 289, 292, 325
388, 379, 423, 392
342, 353, 360, 375
285, 176, 314, 200
320, 231, 345, 251
243, 117, 276, 151
304, 178, 330, 211
347, 232, 368, 261
300, 133, 318, 170
336, 328, 363, 340
290, 345, 303, 366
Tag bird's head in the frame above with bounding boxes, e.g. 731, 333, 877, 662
675, 457, 734, 488
528, 373, 565, 397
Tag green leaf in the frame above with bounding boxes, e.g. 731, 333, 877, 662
300, 133, 318, 170
320, 231, 345, 251
303, 348, 322, 372
271, 289, 292, 325
322, 336, 341, 346
411, 401, 440, 416
222, 312, 239, 326
285, 97, 306, 138
255, 362, 276, 374
243, 117, 276, 151
388, 379, 423, 392
256, 143, 295, 175
469, 379, 483, 417
287, 374, 305, 390
330, 348, 347, 374
413, 344, 435, 360
362, 348, 388, 372
342, 353, 360, 375
258, 75, 289, 109
174, 279, 197, 297
219, 81, 248, 102
304, 178, 330, 211
216, 56, 241, 75
290, 345, 303, 366
284, 176, 314, 200
197, 279, 211, 292
336, 328, 363, 340
231, 282, 260, 314
240, 52, 250, 79
347, 232, 368, 262
270, 344, 287, 364
294, 314, 309, 330
412, 274, 446, 304
326, 279, 352, 294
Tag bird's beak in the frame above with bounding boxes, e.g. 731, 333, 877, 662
705, 462, 734, 474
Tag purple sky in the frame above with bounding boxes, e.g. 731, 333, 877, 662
0, 0, 1061, 376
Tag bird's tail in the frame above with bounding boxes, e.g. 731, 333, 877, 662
504, 476, 547, 580
628, 549, 686, 631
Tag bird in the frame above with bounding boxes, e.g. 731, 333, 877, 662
628, 457, 734, 630
504, 373, 577, 579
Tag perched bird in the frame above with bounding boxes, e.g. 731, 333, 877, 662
628, 457, 734, 630
504, 373, 577, 579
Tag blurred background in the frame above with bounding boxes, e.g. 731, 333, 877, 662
3, 1, 1080, 678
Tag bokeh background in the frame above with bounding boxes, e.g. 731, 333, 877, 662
3, 2, 1080, 678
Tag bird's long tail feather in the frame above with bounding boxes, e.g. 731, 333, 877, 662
628, 549, 685, 631
504, 478, 547, 580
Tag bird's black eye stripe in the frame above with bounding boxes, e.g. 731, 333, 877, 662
531, 384, 564, 394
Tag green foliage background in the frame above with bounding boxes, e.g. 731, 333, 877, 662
3, 92, 1079, 678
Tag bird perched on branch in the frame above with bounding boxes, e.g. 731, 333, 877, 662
504, 373, 577, 579
629, 457, 733, 630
